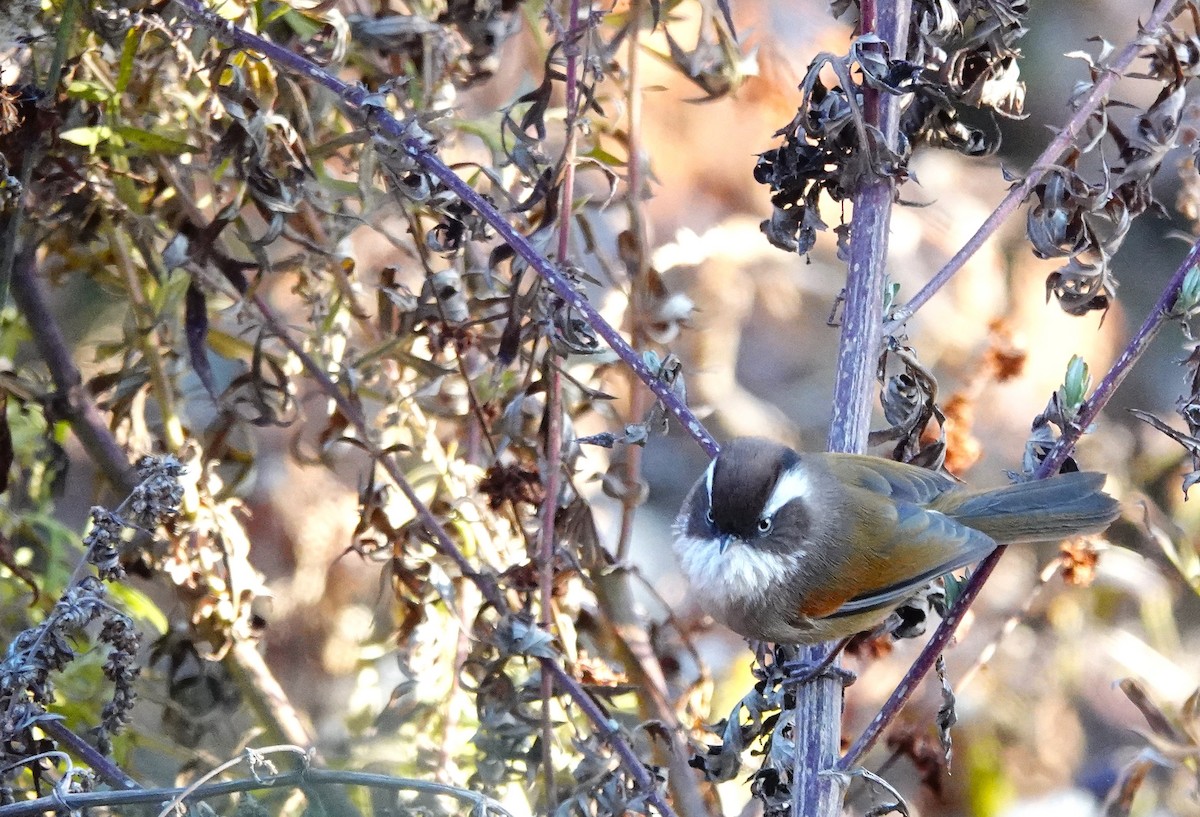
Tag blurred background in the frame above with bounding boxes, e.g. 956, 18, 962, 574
5, 0, 1200, 815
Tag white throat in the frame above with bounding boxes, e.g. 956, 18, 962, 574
672, 530, 801, 612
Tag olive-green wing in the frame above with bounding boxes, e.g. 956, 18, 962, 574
822, 499, 997, 620
815, 453, 960, 506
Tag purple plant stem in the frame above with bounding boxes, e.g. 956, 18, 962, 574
0, 768, 516, 817
169, 0, 719, 459
792, 1, 910, 815
841, 236, 1200, 770
1038, 243, 1200, 476
40, 719, 140, 791
887, 0, 1177, 329
539, 659, 674, 813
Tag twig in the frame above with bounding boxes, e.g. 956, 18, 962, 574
39, 720, 140, 792
250, 293, 508, 610
538, 658, 673, 815
537, 0, 584, 799
539, 361, 563, 807
1039, 240, 1200, 474
224, 641, 320, 752
841, 235, 1200, 769
168, 0, 719, 459
8, 249, 138, 493
103, 216, 186, 452
615, 0, 650, 564
0, 767, 516, 817
887, 0, 1177, 327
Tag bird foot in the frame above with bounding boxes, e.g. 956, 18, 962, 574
780, 657, 856, 687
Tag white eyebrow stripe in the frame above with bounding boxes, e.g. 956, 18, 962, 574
704, 457, 717, 505
762, 465, 812, 519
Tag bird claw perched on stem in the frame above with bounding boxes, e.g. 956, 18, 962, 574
780, 638, 857, 687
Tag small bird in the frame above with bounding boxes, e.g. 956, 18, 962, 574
673, 437, 1120, 644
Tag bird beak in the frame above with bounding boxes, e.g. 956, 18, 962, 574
719, 534, 733, 554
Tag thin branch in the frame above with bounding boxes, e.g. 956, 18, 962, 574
103, 216, 185, 452
616, 0, 650, 564
539, 361, 563, 807
0, 767, 516, 817
168, 0, 719, 459
842, 235, 1200, 769
1039, 240, 1200, 474
538, 658, 673, 814
224, 641, 320, 752
250, 292, 508, 611
8, 249, 138, 494
39, 719, 140, 792
888, 0, 1176, 328
538, 0, 584, 799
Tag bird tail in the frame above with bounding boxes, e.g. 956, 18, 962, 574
940, 471, 1120, 544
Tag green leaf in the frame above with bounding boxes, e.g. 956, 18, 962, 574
283, 8, 323, 37
942, 571, 966, 608
65, 80, 111, 104
582, 144, 627, 167
1173, 264, 1200, 316
109, 584, 169, 635
1059, 355, 1090, 413
111, 126, 199, 156
115, 27, 142, 94
59, 125, 115, 152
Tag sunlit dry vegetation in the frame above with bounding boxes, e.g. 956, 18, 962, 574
4, 0, 1200, 816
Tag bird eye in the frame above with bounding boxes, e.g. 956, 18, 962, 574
757, 517, 772, 533
705, 508, 715, 524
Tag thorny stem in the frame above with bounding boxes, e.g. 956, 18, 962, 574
841, 235, 1200, 770
793, 1, 909, 815
169, 0, 719, 460
249, 294, 678, 817
888, 0, 1177, 328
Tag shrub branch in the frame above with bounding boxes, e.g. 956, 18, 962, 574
843, 234, 1200, 769
169, 0, 719, 459
889, 0, 1177, 326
